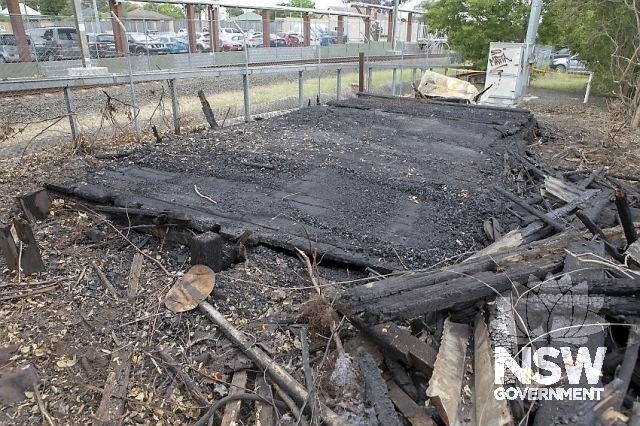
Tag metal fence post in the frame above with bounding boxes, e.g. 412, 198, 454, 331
392, 68, 397, 96
63, 86, 78, 141
299, 70, 304, 108
336, 68, 342, 101
168, 79, 180, 135
367, 67, 373, 92
243, 72, 250, 122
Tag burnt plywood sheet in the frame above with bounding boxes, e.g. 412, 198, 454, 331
52, 99, 535, 271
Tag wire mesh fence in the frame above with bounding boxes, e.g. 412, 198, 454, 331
0, 10, 459, 158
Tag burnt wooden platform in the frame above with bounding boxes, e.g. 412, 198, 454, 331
47, 100, 536, 271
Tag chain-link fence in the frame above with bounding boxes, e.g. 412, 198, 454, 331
0, 11, 457, 157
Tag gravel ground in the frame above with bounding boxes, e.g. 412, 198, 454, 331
0, 68, 358, 159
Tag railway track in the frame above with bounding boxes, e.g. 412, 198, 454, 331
0, 52, 445, 97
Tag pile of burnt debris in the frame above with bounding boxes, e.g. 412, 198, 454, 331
1, 102, 639, 425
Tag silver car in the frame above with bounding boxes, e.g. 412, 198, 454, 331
550, 54, 586, 72
0, 33, 21, 62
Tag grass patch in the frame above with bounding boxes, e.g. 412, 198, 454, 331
530, 70, 589, 91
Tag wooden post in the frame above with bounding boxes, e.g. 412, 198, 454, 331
15, 189, 51, 223
197, 90, 219, 129
186, 5, 197, 53
337, 15, 344, 45
387, 10, 394, 42
210, 6, 220, 53
64, 87, 79, 142
6, 0, 30, 62
108, 0, 126, 55
406, 12, 413, 42
168, 79, 180, 135
303, 13, 311, 47
262, 9, 270, 48
358, 52, 365, 92
298, 70, 304, 108
0, 219, 46, 275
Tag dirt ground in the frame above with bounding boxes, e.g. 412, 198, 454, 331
0, 90, 637, 425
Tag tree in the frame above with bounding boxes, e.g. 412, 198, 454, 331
39, 0, 68, 16
421, 0, 531, 68
543, 0, 640, 128
0, 0, 38, 9
272, 0, 315, 18
227, 7, 246, 18
143, 3, 185, 19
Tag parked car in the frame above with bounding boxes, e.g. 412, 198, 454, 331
0, 33, 21, 63
244, 33, 263, 48
550, 54, 586, 72
156, 35, 189, 54
127, 33, 169, 55
284, 33, 301, 47
323, 30, 348, 45
86, 33, 117, 59
550, 46, 571, 60
269, 34, 286, 48
26, 27, 82, 61
220, 38, 243, 52
193, 32, 211, 52
220, 27, 243, 39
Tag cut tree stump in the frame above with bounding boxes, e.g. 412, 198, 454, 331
15, 189, 51, 223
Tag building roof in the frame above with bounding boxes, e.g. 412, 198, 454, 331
126, 9, 173, 21
229, 11, 262, 21
0, 2, 41, 16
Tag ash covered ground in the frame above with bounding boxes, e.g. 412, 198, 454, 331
66, 97, 537, 271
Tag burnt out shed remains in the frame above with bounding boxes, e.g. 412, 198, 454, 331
47, 98, 536, 272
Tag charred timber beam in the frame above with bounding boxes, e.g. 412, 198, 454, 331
350, 253, 564, 324
494, 185, 565, 231
342, 230, 583, 308
614, 189, 638, 246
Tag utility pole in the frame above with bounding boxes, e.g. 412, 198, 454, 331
92, 0, 101, 33
71, 0, 91, 67
523, 0, 543, 93
391, 0, 399, 51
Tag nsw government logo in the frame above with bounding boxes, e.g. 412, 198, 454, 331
493, 273, 607, 402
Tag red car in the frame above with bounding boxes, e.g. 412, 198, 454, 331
220, 38, 244, 52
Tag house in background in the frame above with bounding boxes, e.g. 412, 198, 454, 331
125, 9, 175, 34
0, 2, 41, 17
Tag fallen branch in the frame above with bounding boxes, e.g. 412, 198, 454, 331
33, 384, 56, 426
194, 393, 288, 426
157, 350, 209, 408
274, 382, 309, 426
194, 184, 217, 205
91, 261, 121, 299
0, 284, 58, 302
197, 302, 348, 426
